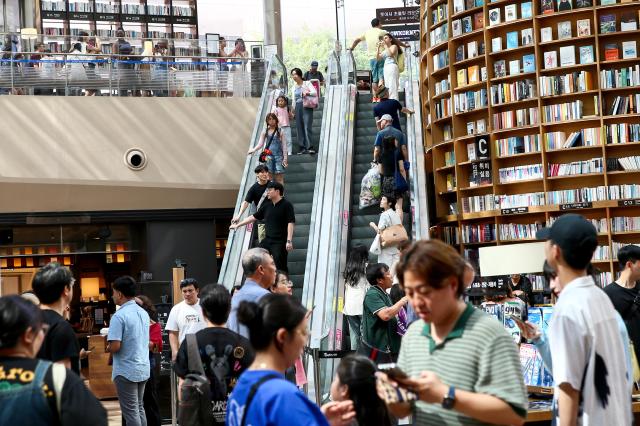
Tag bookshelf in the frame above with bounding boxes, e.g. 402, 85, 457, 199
39, 0, 198, 53
420, 0, 640, 285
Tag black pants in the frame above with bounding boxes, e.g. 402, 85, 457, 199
259, 238, 288, 272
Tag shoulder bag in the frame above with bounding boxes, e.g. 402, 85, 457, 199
302, 82, 318, 109
178, 334, 214, 426
240, 374, 281, 426
380, 223, 408, 248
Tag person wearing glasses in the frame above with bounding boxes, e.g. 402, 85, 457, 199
271, 270, 293, 295
0, 295, 108, 425
31, 262, 83, 375
166, 278, 205, 362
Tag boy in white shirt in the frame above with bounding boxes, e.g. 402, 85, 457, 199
166, 278, 205, 361
536, 214, 632, 426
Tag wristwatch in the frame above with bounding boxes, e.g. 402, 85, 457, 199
442, 386, 455, 410
287, 240, 292, 244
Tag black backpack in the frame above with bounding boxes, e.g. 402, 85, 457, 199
178, 334, 214, 426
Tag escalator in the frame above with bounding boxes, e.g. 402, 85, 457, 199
349, 92, 410, 258
286, 99, 324, 294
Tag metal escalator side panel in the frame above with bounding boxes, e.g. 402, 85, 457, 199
218, 55, 287, 289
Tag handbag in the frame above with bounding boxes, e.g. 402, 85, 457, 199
302, 82, 318, 109
258, 128, 279, 163
381, 224, 408, 248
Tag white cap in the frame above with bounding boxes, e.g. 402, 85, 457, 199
376, 114, 393, 123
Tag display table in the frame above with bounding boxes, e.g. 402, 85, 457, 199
87, 335, 117, 399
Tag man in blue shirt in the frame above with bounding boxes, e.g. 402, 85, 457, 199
227, 247, 276, 338
372, 86, 414, 132
374, 114, 407, 161
107, 276, 150, 426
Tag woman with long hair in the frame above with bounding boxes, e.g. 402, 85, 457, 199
291, 67, 318, 154
226, 294, 355, 426
248, 112, 288, 184
376, 33, 402, 100
330, 354, 391, 426
342, 245, 369, 351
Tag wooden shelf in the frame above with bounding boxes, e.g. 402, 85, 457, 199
597, 29, 640, 39
429, 39, 449, 53
451, 6, 483, 20
462, 210, 500, 220
462, 240, 497, 246
432, 66, 450, 78
542, 117, 601, 126
546, 172, 605, 180
433, 115, 453, 124
545, 144, 603, 153
540, 90, 599, 101
536, 8, 592, 20
606, 141, 640, 149
608, 170, 640, 175
429, 20, 448, 32
436, 164, 456, 173
439, 190, 458, 196
455, 106, 489, 117
451, 28, 484, 43
539, 63, 597, 75
489, 45, 535, 57
433, 90, 451, 100
460, 184, 493, 192
596, 2, 640, 11
456, 133, 490, 142
601, 57, 640, 66
436, 214, 459, 223
487, 17, 533, 31
493, 124, 540, 135
454, 80, 487, 92
490, 71, 536, 83
453, 55, 486, 68
612, 231, 640, 236
538, 35, 595, 47
601, 86, 640, 93
496, 178, 544, 186
603, 114, 640, 121
496, 151, 542, 160
491, 97, 539, 108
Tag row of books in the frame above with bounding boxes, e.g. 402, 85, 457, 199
172, 6, 195, 16
487, 2, 533, 27
432, 2, 448, 27
490, 79, 536, 105
610, 216, 640, 232
41, 1, 66, 11
443, 124, 453, 141
121, 4, 143, 14
609, 184, 640, 200
595, 272, 613, 289
454, 89, 488, 113
498, 223, 541, 241
451, 12, 483, 38
442, 226, 459, 245
601, 66, 640, 89
599, 12, 638, 35
95, 3, 118, 13
430, 22, 448, 48
545, 128, 601, 150
541, 19, 591, 43
546, 186, 608, 204
592, 245, 611, 261
542, 100, 584, 123
540, 0, 594, 15
605, 123, 640, 145
609, 156, 640, 171
548, 157, 603, 176
496, 134, 540, 156
434, 76, 450, 96
68, 2, 93, 12
604, 41, 638, 61
466, 118, 487, 136
492, 29, 533, 53
453, 0, 483, 14
613, 242, 640, 259
146, 5, 170, 15
435, 98, 451, 119
609, 94, 640, 115
457, 66, 486, 87
498, 163, 543, 183
455, 40, 485, 63
544, 46, 594, 69
462, 194, 496, 213
446, 173, 457, 191
538, 71, 594, 97
498, 192, 545, 209
433, 50, 449, 71
547, 216, 608, 233
444, 150, 455, 167
493, 55, 535, 78
462, 224, 496, 243
493, 108, 538, 130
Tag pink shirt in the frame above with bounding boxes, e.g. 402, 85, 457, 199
272, 106, 290, 127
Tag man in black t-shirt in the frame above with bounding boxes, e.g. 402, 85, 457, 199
510, 274, 534, 307
372, 86, 414, 132
32, 262, 82, 374
604, 244, 640, 358
232, 164, 271, 242
174, 284, 254, 425
230, 181, 295, 272
303, 60, 325, 86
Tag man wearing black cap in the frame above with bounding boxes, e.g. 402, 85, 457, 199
303, 61, 324, 87
536, 214, 631, 425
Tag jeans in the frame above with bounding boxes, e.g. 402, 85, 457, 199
114, 375, 148, 426
295, 101, 314, 150
345, 315, 362, 351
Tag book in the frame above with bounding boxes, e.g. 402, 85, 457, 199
575, 0, 591, 7
492, 37, 502, 52
454, 0, 465, 13
477, 119, 487, 133
541, 0, 554, 14
621, 13, 638, 31
467, 143, 477, 160
468, 41, 478, 58
523, 54, 535, 72
452, 19, 462, 37
600, 0, 616, 4
489, 8, 501, 26
544, 51, 558, 69
579, 45, 594, 64
521, 28, 533, 46
457, 68, 468, 86
456, 45, 465, 61
600, 14, 617, 34
541, 27, 553, 42
475, 0, 484, 6
605, 43, 619, 61
577, 19, 591, 36
494, 60, 506, 77
469, 65, 480, 83
509, 59, 520, 75
479, 41, 486, 55
505, 4, 517, 22
557, 0, 572, 11
558, 21, 572, 39
506, 31, 519, 49
462, 16, 473, 33
474, 12, 484, 29
559, 45, 576, 66
623, 41, 637, 59
481, 66, 487, 81
467, 121, 476, 135
520, 2, 532, 19
465, 0, 475, 8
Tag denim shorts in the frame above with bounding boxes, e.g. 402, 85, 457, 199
369, 58, 385, 83
266, 155, 285, 174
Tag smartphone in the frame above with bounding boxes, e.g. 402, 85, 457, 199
506, 314, 526, 328
378, 363, 409, 381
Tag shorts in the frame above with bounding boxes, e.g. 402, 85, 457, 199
266, 155, 285, 174
369, 58, 385, 84
382, 175, 408, 200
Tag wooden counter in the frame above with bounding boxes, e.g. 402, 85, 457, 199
87, 335, 117, 399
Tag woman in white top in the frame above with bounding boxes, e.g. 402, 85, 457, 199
290, 67, 318, 154
369, 195, 402, 267
341, 245, 370, 351
376, 33, 402, 101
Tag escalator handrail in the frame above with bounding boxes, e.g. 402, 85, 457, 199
218, 54, 287, 289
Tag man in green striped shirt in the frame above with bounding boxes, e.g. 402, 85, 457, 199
382, 240, 527, 425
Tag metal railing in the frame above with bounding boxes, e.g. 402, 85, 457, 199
217, 53, 288, 288
0, 52, 266, 96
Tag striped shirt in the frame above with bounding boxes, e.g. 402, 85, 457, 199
397, 304, 527, 425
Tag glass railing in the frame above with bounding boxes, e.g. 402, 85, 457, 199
0, 52, 265, 96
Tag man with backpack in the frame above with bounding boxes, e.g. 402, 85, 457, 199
174, 284, 254, 425
113, 28, 134, 96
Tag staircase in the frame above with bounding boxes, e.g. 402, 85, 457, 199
349, 93, 410, 261
285, 99, 324, 297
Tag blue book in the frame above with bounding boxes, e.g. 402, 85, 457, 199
520, 2, 532, 19
523, 54, 536, 72
475, 0, 484, 6
506, 31, 519, 49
